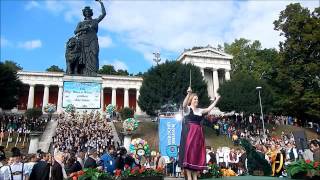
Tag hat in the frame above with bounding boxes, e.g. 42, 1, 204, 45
11, 147, 22, 157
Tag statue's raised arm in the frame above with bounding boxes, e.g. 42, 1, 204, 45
96, 0, 106, 23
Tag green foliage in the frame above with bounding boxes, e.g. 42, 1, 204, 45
120, 107, 134, 120
240, 139, 272, 176
273, 4, 320, 121
25, 108, 43, 119
287, 160, 320, 178
138, 61, 210, 116
46, 65, 64, 72
79, 168, 112, 180
99, 65, 129, 76
217, 72, 274, 115
199, 163, 222, 179
224, 38, 280, 82
0, 61, 23, 109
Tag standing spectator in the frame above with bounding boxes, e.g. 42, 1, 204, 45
30, 153, 51, 180
51, 151, 67, 180
310, 140, 320, 161
1, 147, 30, 180
84, 148, 98, 169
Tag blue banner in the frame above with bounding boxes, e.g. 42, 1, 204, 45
159, 117, 182, 157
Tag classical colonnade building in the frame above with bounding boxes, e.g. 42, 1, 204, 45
16, 46, 232, 113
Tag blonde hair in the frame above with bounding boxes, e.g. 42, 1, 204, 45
187, 93, 198, 106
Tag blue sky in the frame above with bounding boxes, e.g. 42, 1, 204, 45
1, 0, 318, 74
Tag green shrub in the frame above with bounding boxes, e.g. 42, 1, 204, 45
25, 108, 43, 119
120, 107, 134, 120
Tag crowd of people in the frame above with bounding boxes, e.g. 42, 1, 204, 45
0, 110, 319, 179
0, 114, 47, 132
52, 117, 115, 156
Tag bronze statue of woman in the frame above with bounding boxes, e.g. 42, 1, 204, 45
74, 0, 106, 76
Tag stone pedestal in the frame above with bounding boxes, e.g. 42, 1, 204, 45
124, 134, 132, 152
28, 132, 42, 154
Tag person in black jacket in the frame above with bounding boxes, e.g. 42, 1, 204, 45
51, 151, 66, 180
30, 152, 51, 180
84, 148, 98, 169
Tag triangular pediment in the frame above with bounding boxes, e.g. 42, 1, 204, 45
177, 46, 233, 62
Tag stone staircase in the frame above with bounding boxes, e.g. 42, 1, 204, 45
107, 122, 121, 147
38, 120, 58, 152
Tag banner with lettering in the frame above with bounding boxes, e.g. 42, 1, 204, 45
63, 81, 101, 109
159, 117, 182, 157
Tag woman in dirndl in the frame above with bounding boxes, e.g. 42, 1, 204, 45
179, 86, 220, 180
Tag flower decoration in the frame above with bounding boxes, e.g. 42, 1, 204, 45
106, 104, 115, 114
129, 138, 150, 156
114, 166, 164, 178
43, 103, 56, 114
123, 118, 139, 132
287, 160, 320, 179
65, 104, 76, 113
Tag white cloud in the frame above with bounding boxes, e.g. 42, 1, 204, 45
113, 60, 128, 71
98, 35, 113, 48
25, 1, 40, 10
101, 59, 128, 71
18, 40, 42, 50
0, 37, 12, 47
33, 0, 319, 63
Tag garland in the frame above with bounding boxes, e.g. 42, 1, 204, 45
65, 104, 76, 113
43, 103, 56, 114
106, 104, 115, 114
129, 138, 150, 156
123, 118, 139, 132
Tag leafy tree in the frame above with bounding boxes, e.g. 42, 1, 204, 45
138, 61, 210, 116
46, 65, 64, 72
99, 65, 129, 76
217, 72, 274, 115
135, 72, 144, 77
0, 61, 23, 109
117, 69, 129, 76
224, 39, 280, 82
99, 65, 117, 75
120, 107, 134, 120
224, 38, 261, 77
2, 60, 23, 71
25, 108, 43, 119
273, 4, 320, 120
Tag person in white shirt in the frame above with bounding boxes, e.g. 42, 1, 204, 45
216, 147, 225, 167
1, 147, 30, 180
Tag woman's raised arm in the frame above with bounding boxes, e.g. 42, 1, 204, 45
202, 96, 220, 114
97, 0, 106, 22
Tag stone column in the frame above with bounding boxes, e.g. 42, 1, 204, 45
42, 85, 50, 111
200, 68, 205, 78
213, 68, 219, 98
57, 86, 63, 113
112, 88, 117, 106
225, 69, 231, 81
101, 87, 104, 111
124, 88, 129, 108
136, 89, 141, 114
27, 84, 35, 109
28, 132, 41, 154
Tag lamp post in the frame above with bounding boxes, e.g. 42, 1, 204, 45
153, 52, 161, 65
256, 86, 265, 136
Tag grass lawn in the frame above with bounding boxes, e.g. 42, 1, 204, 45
114, 121, 319, 152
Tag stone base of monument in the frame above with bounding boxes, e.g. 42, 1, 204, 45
121, 131, 134, 152
62, 75, 103, 112
28, 131, 42, 154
